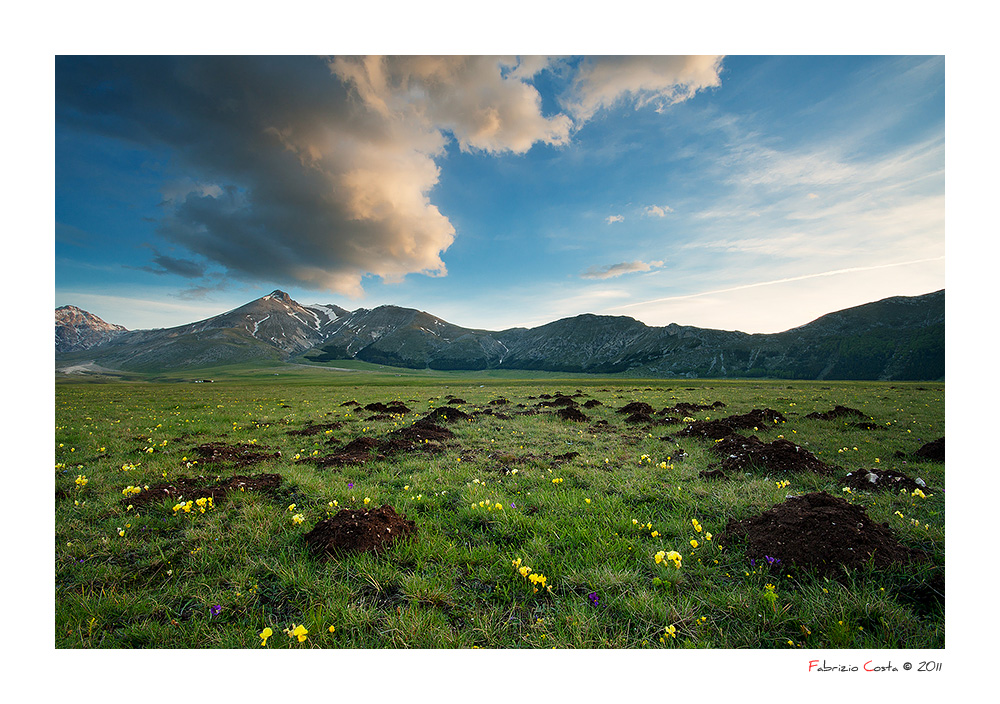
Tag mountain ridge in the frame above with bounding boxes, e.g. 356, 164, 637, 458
55, 289, 945, 380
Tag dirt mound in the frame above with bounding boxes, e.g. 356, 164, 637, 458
843, 468, 934, 494
124, 473, 282, 508
556, 407, 589, 422
287, 421, 343, 437
193, 442, 281, 467
538, 396, 579, 408
424, 406, 471, 423
364, 402, 411, 414
474, 408, 511, 420
446, 397, 467, 405
617, 401, 654, 415
913, 437, 945, 462
583, 399, 603, 409
314, 436, 382, 467
806, 405, 866, 420
312, 420, 453, 468
304, 504, 417, 557
720, 491, 922, 576
680, 408, 787, 439
383, 419, 454, 451
489, 398, 510, 406
701, 434, 837, 477
662, 401, 726, 415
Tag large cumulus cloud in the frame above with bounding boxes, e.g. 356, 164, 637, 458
56, 55, 723, 297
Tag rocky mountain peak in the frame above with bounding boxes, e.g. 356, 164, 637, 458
263, 290, 293, 303
55, 305, 127, 353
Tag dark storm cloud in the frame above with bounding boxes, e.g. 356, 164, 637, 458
138, 251, 207, 279
55, 55, 456, 296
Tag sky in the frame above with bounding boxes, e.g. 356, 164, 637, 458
54, 54, 944, 334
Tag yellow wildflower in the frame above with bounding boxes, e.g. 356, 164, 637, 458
287, 624, 308, 642
259, 627, 273, 646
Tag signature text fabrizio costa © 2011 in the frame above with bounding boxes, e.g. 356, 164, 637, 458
808, 660, 899, 672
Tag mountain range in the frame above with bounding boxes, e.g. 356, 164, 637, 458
55, 289, 945, 380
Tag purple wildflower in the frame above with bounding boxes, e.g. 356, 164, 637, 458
588, 592, 600, 607
209, 604, 222, 616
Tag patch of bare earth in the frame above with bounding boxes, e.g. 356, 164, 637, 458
304, 505, 417, 558
842, 468, 935, 494
719, 491, 924, 577
308, 415, 456, 468
700, 433, 838, 478
680, 408, 787, 439
192, 442, 281, 467
123, 473, 282, 508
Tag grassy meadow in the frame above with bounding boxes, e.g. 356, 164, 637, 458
54, 367, 944, 649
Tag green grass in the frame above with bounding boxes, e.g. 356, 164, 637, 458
54, 370, 944, 649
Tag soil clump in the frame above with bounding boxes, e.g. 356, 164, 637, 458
719, 491, 922, 577
537, 396, 579, 408
556, 407, 589, 422
124, 473, 282, 508
424, 406, 471, 423
304, 504, 417, 557
287, 421, 343, 437
843, 468, 934, 494
701, 434, 837, 477
311, 418, 454, 468
192, 441, 281, 467
363, 402, 411, 415
805, 405, 866, 421
662, 401, 726, 415
680, 408, 787, 439
313, 437, 382, 467
617, 401, 655, 416
912, 437, 945, 462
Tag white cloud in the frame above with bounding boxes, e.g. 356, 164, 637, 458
330, 56, 572, 155
564, 55, 724, 120
581, 260, 664, 279
644, 204, 673, 217
605, 214, 625, 224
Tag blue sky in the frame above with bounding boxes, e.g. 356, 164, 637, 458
55, 54, 945, 334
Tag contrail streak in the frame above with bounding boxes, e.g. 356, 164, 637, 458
608, 256, 944, 311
